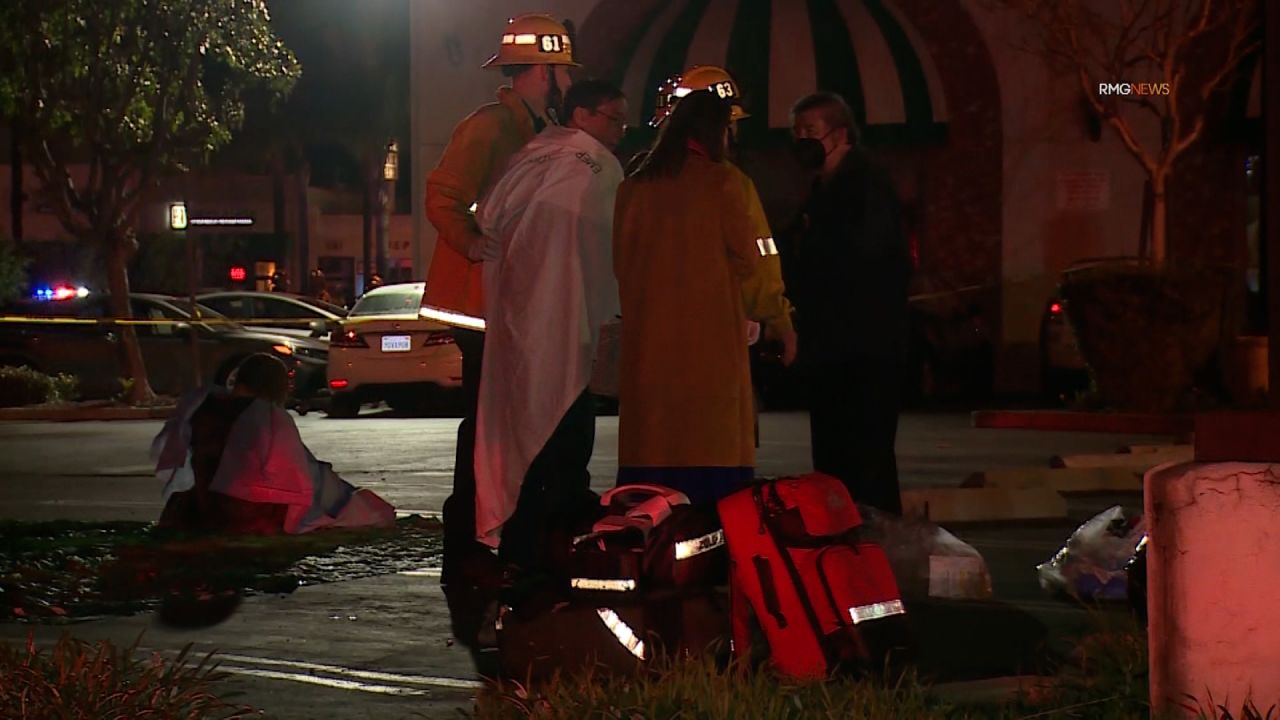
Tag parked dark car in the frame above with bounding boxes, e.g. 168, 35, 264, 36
749, 299, 995, 410
1037, 258, 1143, 404
197, 291, 347, 340
0, 293, 329, 411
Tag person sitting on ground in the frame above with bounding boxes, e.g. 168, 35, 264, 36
152, 353, 395, 534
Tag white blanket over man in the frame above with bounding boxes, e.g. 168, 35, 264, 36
474, 125, 624, 547
152, 388, 395, 533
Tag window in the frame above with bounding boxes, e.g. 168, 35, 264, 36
131, 300, 182, 337
349, 286, 424, 317
201, 296, 249, 318
257, 298, 322, 320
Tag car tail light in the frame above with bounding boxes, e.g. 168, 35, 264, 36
330, 379, 350, 390
331, 329, 368, 348
1049, 302, 1063, 315
423, 332, 456, 348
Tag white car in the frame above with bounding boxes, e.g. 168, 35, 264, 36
326, 282, 463, 417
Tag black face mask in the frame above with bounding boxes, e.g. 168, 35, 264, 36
791, 137, 827, 172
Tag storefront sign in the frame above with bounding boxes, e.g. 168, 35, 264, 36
169, 203, 188, 230
189, 217, 254, 226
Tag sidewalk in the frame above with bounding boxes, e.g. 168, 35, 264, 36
0, 401, 176, 422
1, 571, 478, 720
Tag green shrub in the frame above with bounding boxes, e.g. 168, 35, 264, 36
0, 633, 258, 720
0, 366, 79, 407
0, 366, 54, 407
49, 371, 80, 402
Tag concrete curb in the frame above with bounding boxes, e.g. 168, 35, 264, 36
1049, 446, 1192, 469
0, 405, 176, 421
901, 487, 1068, 523
963, 467, 1144, 493
972, 410, 1192, 435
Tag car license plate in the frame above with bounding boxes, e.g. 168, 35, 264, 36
381, 335, 412, 352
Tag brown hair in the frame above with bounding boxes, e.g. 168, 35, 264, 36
630, 91, 731, 181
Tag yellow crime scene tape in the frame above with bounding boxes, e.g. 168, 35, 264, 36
0, 312, 484, 329
0, 285, 983, 329
0, 315, 330, 327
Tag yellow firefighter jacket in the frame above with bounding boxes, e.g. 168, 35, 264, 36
424, 87, 540, 318
613, 157, 764, 471
735, 169, 794, 337
623, 151, 793, 336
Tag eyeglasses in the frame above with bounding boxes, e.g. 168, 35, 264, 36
591, 108, 629, 129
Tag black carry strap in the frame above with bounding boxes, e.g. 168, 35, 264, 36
751, 483, 832, 667
814, 545, 852, 630
752, 555, 788, 629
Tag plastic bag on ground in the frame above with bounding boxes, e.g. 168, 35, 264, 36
1036, 505, 1145, 602
857, 504, 994, 600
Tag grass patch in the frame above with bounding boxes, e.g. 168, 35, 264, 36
0, 632, 258, 719
468, 654, 961, 720
1, 516, 443, 620
466, 614, 1275, 720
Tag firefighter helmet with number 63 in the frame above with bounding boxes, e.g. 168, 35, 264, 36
651, 65, 750, 127
483, 14, 580, 68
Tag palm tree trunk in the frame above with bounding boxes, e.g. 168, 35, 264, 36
295, 159, 311, 283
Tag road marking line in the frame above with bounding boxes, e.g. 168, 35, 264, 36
397, 567, 442, 578
209, 652, 482, 690
216, 665, 434, 696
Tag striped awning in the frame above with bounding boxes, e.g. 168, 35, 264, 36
615, 0, 948, 143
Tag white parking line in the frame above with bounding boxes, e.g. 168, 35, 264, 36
208, 652, 482, 690
397, 567, 442, 578
155, 649, 483, 695
217, 665, 434, 696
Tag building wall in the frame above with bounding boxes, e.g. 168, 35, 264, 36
408, 0, 599, 283
405, 0, 1251, 396
956, 1, 1160, 392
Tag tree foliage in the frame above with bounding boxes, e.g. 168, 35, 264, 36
0, 0, 300, 239
0, 0, 300, 401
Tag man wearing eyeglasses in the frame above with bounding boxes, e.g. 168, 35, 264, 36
471, 80, 628, 569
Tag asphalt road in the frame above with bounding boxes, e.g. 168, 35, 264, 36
0, 409, 1166, 524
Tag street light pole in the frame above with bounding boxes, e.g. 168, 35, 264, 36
378, 140, 399, 280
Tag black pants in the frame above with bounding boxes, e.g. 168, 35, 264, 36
498, 390, 597, 569
806, 357, 903, 515
443, 328, 485, 549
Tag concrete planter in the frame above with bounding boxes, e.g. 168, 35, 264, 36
1060, 263, 1228, 413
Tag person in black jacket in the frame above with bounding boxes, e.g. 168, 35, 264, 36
787, 92, 910, 515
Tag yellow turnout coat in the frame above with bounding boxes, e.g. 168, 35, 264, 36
424, 87, 540, 318
613, 157, 769, 495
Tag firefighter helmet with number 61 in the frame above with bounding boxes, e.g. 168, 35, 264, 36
651, 65, 750, 127
482, 14, 580, 68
